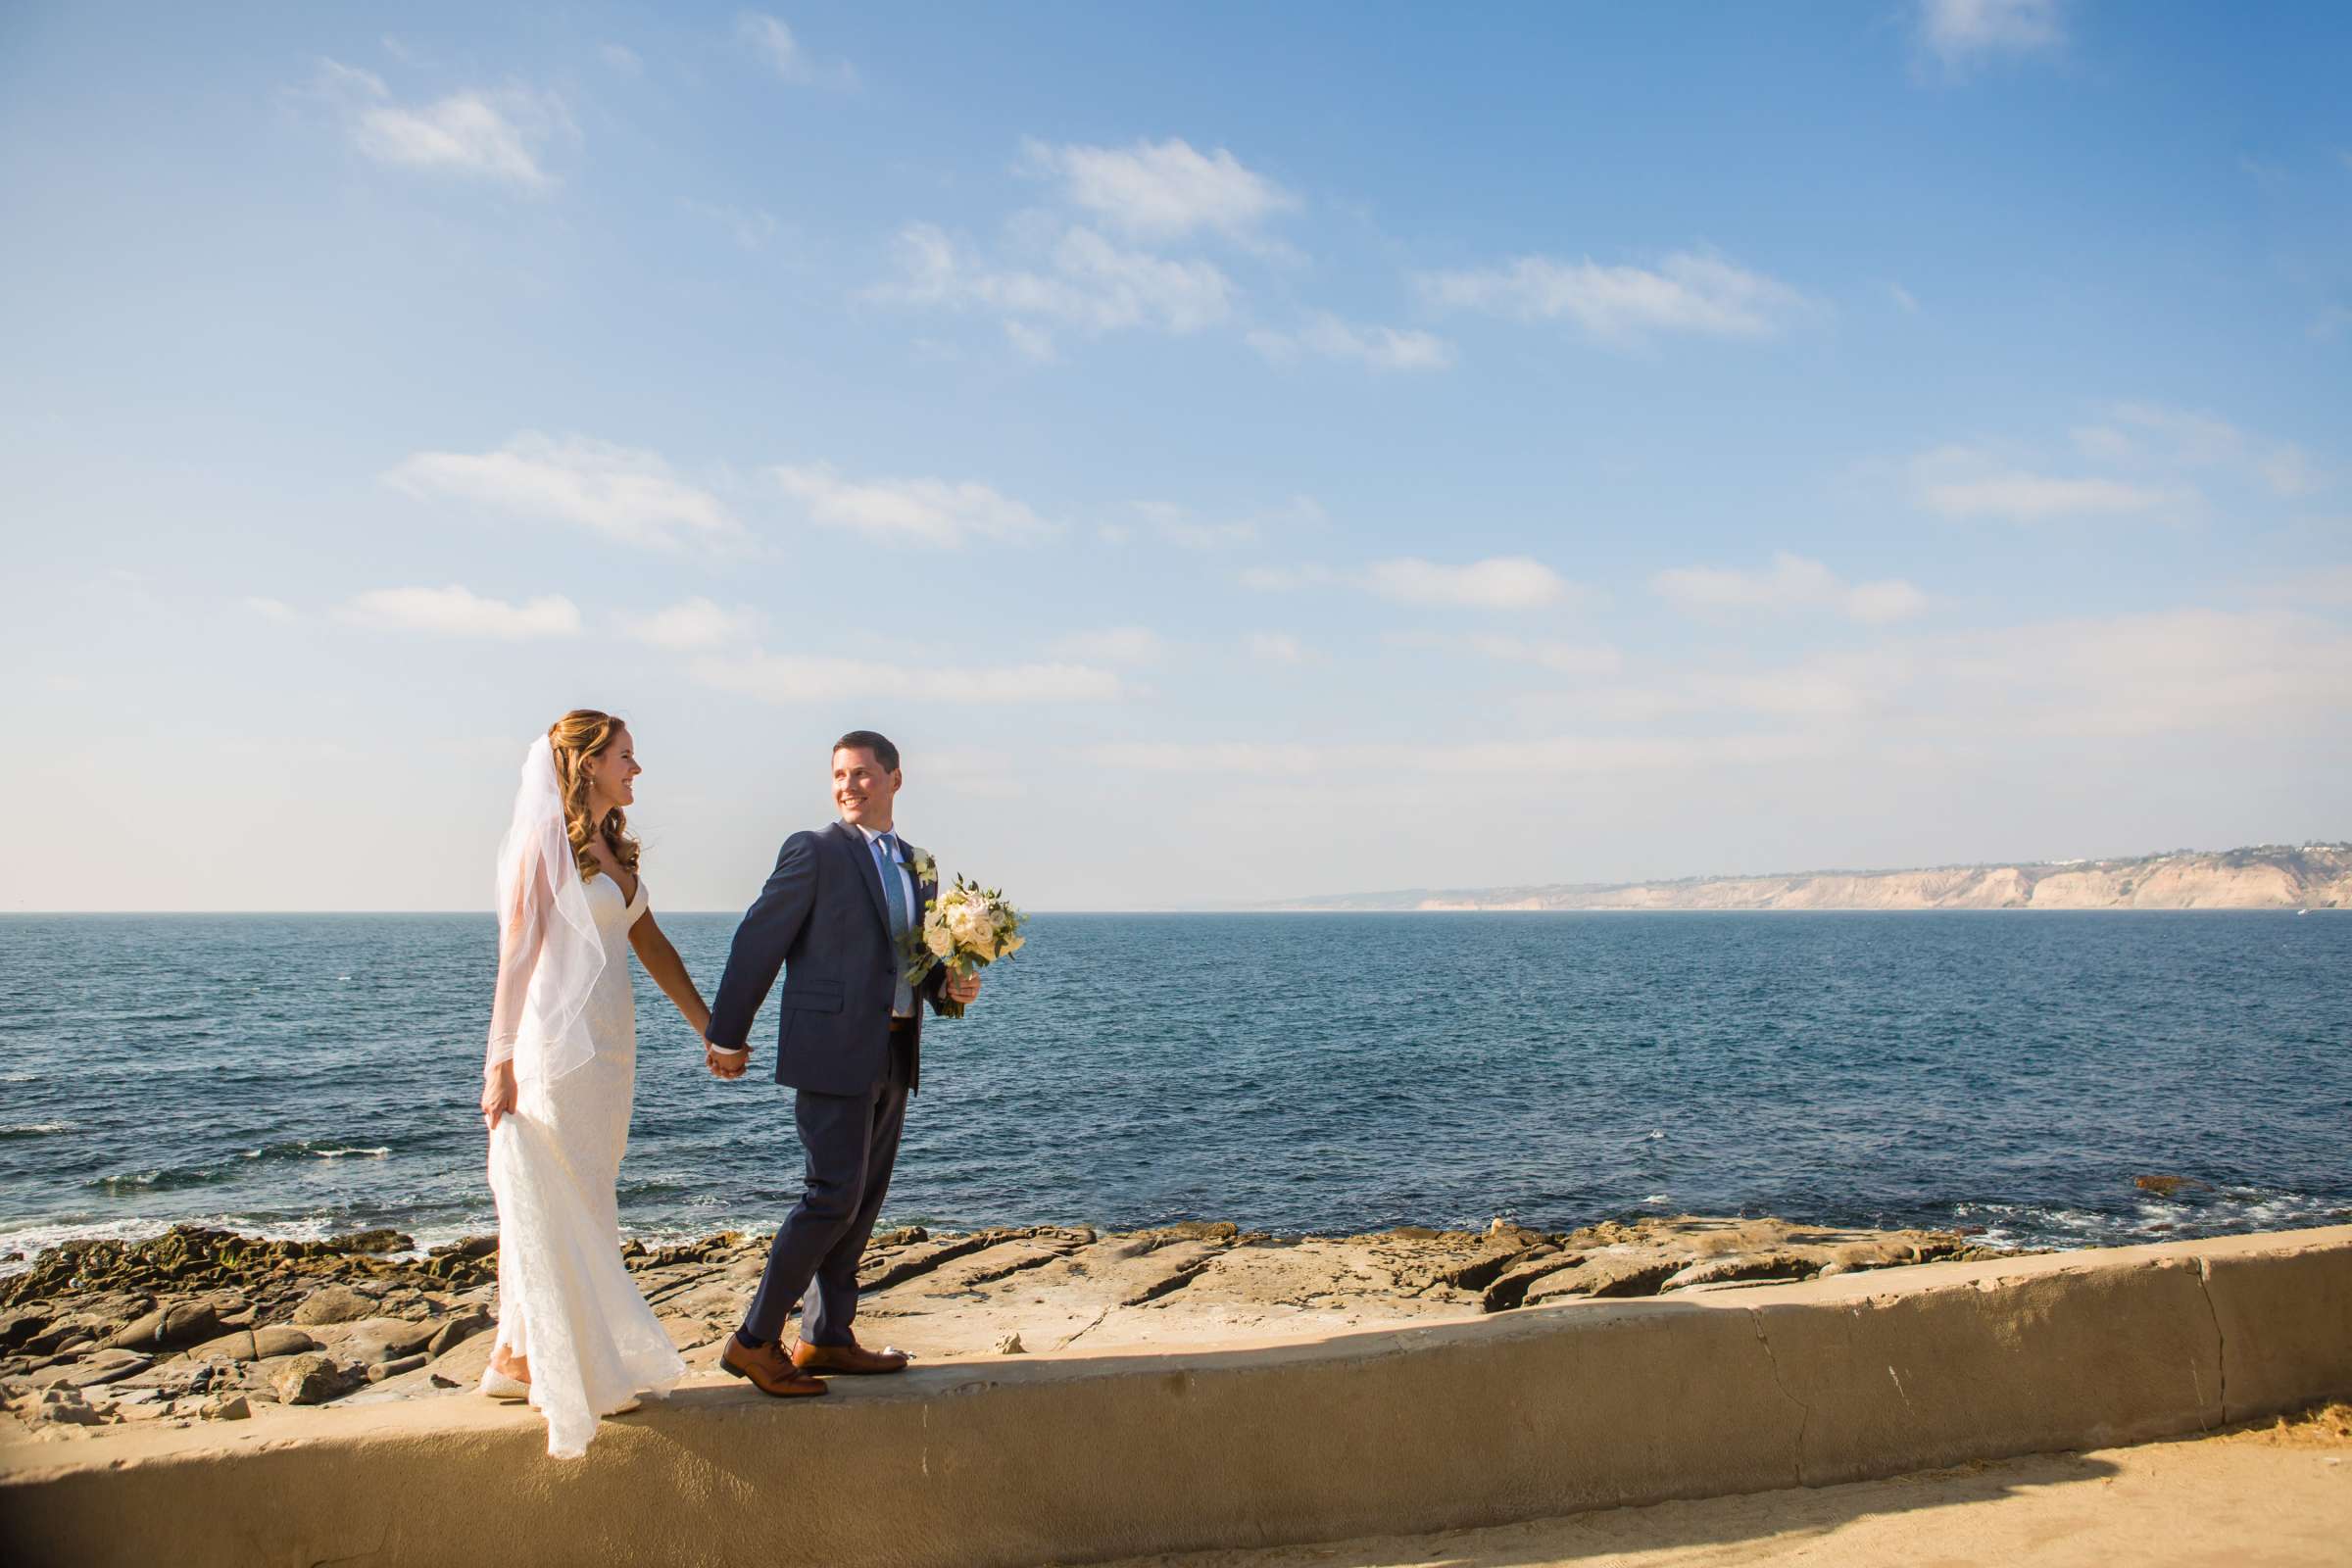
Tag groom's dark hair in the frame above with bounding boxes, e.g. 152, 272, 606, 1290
833, 729, 901, 772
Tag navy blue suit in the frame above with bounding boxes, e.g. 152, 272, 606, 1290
708, 819, 949, 1346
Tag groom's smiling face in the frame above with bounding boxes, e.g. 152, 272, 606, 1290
832, 747, 901, 831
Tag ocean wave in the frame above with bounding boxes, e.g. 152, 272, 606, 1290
0, 1216, 177, 1267
239, 1141, 393, 1162
1952, 1187, 2351, 1251
80, 1165, 221, 1194
0, 1122, 73, 1139
0, 1210, 499, 1278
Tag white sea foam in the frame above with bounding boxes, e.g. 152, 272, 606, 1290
0, 1122, 72, 1137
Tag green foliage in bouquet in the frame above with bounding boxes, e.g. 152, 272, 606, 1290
902, 873, 1026, 1018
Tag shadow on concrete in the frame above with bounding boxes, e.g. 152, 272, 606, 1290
1070, 1450, 2130, 1567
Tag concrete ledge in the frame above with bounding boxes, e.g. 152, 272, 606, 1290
4, 1226, 2348, 1568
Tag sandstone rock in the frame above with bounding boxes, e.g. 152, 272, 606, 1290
117, 1358, 216, 1398
291, 1284, 373, 1326
1522, 1256, 1685, 1304
24, 1314, 111, 1357
329, 1315, 438, 1363
31, 1388, 102, 1428
996, 1332, 1025, 1355
0, 1307, 48, 1349
270, 1352, 357, 1405
31, 1348, 150, 1391
1659, 1251, 1821, 1293
427, 1309, 492, 1357
254, 1325, 318, 1358
203, 1393, 252, 1421
426, 1328, 498, 1391
188, 1329, 260, 1362
368, 1353, 428, 1383
108, 1299, 221, 1352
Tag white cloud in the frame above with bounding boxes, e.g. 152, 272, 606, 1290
1887, 282, 1921, 314
1652, 553, 1927, 624
618, 598, 761, 651
1248, 313, 1453, 371
1086, 741, 1327, 776
693, 652, 1117, 705
2067, 403, 2325, 503
1363, 556, 1576, 610
1465, 636, 1624, 674
386, 433, 741, 549
1931, 608, 2352, 738
1909, 445, 2184, 521
2311, 305, 2352, 342
2262, 564, 2352, 607
317, 60, 573, 189
1420, 250, 1811, 342
736, 12, 856, 87
1918, 0, 2064, 66
1050, 626, 1165, 664
1004, 320, 1057, 362
600, 43, 642, 74
2101, 403, 2323, 498
875, 220, 1235, 343
241, 596, 298, 622
1129, 494, 1323, 551
1245, 632, 1313, 664
1390, 632, 1622, 675
769, 462, 1051, 548
1919, 470, 2174, 521
1085, 735, 1814, 778
1020, 137, 1294, 240
1239, 564, 1335, 593
341, 585, 580, 640
1242, 556, 1575, 610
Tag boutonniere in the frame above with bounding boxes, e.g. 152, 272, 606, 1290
908, 850, 937, 885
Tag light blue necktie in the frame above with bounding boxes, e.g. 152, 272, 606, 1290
872, 834, 914, 1016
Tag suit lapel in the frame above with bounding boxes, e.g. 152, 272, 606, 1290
835, 821, 892, 939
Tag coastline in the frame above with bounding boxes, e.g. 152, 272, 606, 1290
6, 1224, 2347, 1568
3, 1211, 1997, 1437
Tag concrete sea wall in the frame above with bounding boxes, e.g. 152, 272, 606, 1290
5, 1225, 2348, 1567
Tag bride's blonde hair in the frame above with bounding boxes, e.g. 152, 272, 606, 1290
548, 710, 642, 885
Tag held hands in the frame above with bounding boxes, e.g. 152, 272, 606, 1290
705, 1042, 750, 1081
943, 971, 982, 1007
481, 1061, 517, 1131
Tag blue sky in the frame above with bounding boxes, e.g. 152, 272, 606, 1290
5, 1, 2348, 910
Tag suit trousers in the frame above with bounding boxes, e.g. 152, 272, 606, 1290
742, 1032, 914, 1346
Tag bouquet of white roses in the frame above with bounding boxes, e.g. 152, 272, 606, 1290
903, 873, 1025, 1018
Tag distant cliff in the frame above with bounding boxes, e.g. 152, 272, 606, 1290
1275, 843, 2352, 912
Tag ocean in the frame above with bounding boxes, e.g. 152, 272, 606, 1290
2, 911, 2346, 1268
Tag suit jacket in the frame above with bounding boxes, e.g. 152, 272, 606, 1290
708, 820, 948, 1097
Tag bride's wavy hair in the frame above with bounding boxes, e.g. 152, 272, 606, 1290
548, 710, 642, 885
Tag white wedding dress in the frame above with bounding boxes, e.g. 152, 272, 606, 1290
485, 870, 685, 1458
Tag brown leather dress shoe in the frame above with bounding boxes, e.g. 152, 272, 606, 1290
719, 1333, 828, 1396
790, 1336, 910, 1375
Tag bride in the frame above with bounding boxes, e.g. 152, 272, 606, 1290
477, 710, 701, 1457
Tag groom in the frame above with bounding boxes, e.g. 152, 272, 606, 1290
704, 729, 981, 1397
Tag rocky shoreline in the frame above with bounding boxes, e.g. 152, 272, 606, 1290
1, 1214, 1997, 1441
